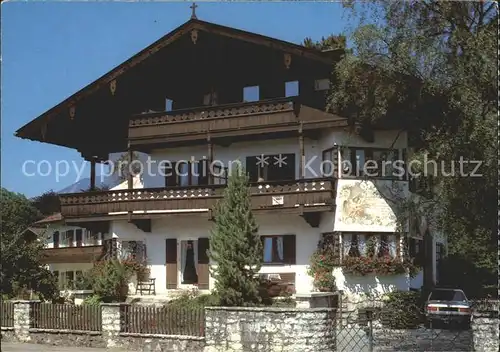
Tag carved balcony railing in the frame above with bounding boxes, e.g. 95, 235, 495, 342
127, 97, 347, 145
60, 178, 334, 219
40, 245, 105, 264
128, 97, 298, 143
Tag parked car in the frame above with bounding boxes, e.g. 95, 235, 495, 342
425, 288, 472, 329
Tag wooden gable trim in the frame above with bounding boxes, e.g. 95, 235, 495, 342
15, 20, 332, 141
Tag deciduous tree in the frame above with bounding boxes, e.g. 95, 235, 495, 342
330, 2, 497, 297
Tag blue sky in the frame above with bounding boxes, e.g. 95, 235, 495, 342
2, 1, 350, 198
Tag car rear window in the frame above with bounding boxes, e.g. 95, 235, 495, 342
429, 290, 466, 301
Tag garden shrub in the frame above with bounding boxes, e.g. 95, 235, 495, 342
87, 259, 133, 302
82, 294, 103, 306
380, 291, 423, 329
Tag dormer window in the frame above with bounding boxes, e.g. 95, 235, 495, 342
243, 86, 259, 102
165, 98, 173, 111
314, 78, 330, 91
203, 91, 218, 106
285, 81, 299, 97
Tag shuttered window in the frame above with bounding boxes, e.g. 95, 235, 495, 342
165, 239, 178, 289
197, 238, 210, 290
261, 234, 296, 265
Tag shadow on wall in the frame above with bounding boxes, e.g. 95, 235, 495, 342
334, 268, 410, 297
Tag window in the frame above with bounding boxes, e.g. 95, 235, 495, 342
180, 240, 198, 285
165, 160, 210, 187
203, 91, 218, 106
342, 233, 399, 260
322, 147, 339, 177
165, 98, 173, 112
58, 271, 75, 290
436, 242, 445, 283
285, 81, 299, 97
314, 78, 330, 91
409, 238, 424, 266
243, 86, 260, 102
262, 236, 285, 264
245, 154, 296, 182
76, 229, 83, 247
62, 230, 74, 247
261, 235, 296, 265
429, 289, 465, 302
85, 230, 101, 246
340, 147, 399, 178
53, 231, 60, 248
212, 164, 228, 185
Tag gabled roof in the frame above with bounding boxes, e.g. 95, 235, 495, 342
15, 18, 337, 140
32, 213, 63, 226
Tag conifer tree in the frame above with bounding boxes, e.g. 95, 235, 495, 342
208, 166, 262, 306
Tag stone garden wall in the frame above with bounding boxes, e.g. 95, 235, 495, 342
204, 307, 336, 352
2, 298, 498, 352
471, 300, 499, 352
1, 300, 336, 352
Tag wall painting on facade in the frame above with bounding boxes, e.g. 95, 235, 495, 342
334, 179, 409, 232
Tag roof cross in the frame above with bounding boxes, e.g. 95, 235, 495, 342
190, 3, 198, 20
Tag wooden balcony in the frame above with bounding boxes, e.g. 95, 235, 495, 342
40, 246, 105, 264
128, 97, 347, 146
60, 178, 334, 220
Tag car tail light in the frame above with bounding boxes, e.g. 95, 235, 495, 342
459, 308, 471, 313
427, 306, 439, 312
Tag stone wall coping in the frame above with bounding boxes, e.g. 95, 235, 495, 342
473, 311, 499, 318
28, 328, 101, 335
10, 300, 41, 303
1, 327, 14, 331
119, 332, 205, 341
100, 302, 129, 307
205, 306, 336, 313
295, 292, 337, 298
67, 290, 94, 294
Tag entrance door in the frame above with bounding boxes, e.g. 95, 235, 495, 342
179, 240, 199, 286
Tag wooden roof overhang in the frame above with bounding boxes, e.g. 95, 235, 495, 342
15, 18, 338, 160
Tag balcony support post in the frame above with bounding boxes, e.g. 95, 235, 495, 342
127, 148, 134, 189
299, 123, 304, 179
90, 159, 96, 191
207, 135, 213, 185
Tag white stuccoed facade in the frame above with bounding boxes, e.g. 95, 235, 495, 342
97, 128, 445, 297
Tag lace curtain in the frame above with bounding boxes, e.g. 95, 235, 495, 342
276, 237, 284, 261
358, 234, 367, 256
343, 234, 352, 257
388, 235, 397, 258
181, 241, 188, 274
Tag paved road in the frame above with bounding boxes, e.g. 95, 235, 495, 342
1, 342, 129, 352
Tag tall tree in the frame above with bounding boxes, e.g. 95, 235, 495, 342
302, 34, 347, 51
331, 2, 497, 297
1, 188, 58, 300
32, 190, 60, 216
208, 167, 263, 306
